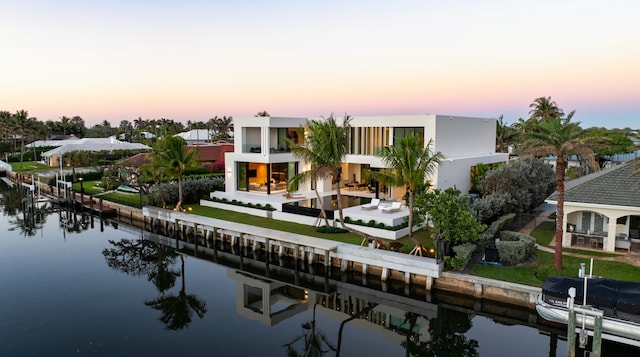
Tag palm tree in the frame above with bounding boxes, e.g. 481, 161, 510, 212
139, 161, 169, 207
529, 96, 564, 121
255, 110, 270, 117
289, 115, 351, 229
519, 112, 601, 270
12, 110, 38, 169
495, 115, 516, 153
152, 135, 200, 211
373, 136, 443, 255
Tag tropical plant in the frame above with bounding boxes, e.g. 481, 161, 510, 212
417, 187, 486, 260
139, 161, 170, 207
151, 135, 201, 211
289, 115, 352, 228
529, 96, 564, 121
495, 114, 517, 153
372, 135, 443, 255
519, 111, 603, 270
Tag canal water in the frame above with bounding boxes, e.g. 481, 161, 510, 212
1, 187, 638, 356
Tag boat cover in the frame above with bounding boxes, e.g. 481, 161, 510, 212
542, 276, 640, 318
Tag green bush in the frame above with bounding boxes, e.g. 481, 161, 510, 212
202, 196, 276, 211
451, 243, 476, 271
444, 256, 466, 271
496, 231, 536, 265
485, 213, 516, 238
316, 226, 349, 234
535, 264, 554, 282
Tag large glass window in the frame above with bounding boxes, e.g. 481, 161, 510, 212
393, 127, 424, 147
237, 162, 248, 191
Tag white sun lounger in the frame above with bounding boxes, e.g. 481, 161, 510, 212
360, 198, 380, 210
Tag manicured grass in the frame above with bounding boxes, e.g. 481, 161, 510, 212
472, 220, 640, 287
472, 249, 640, 287
101, 192, 145, 208
72, 180, 103, 195
562, 248, 621, 257
530, 220, 555, 246
10, 162, 50, 172
187, 205, 365, 245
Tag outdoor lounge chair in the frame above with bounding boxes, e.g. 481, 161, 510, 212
360, 198, 380, 210
379, 201, 402, 213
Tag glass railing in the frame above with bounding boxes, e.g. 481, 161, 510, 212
242, 144, 262, 153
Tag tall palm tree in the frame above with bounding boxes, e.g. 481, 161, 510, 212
519, 112, 601, 270
529, 96, 564, 121
12, 110, 38, 169
59, 116, 71, 136
140, 160, 169, 207
152, 135, 200, 211
373, 136, 443, 255
495, 115, 516, 153
289, 115, 351, 228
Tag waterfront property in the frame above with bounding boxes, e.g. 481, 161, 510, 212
142, 206, 442, 289
547, 160, 640, 252
212, 114, 508, 230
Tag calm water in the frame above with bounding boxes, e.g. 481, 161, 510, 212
0, 187, 637, 356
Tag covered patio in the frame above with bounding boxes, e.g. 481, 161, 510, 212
547, 160, 640, 253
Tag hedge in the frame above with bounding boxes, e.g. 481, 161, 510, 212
496, 230, 536, 265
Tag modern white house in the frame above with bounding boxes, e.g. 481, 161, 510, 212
219, 114, 508, 201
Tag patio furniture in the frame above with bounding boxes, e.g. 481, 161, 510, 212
576, 234, 585, 246
360, 198, 380, 210
616, 234, 631, 252
379, 202, 402, 213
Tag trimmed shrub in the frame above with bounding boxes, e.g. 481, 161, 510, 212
496, 231, 536, 265
316, 226, 349, 234
485, 213, 516, 239
451, 243, 476, 271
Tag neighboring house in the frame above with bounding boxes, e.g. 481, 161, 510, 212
186, 141, 234, 173
219, 115, 508, 199
174, 129, 213, 144
41, 136, 151, 167
547, 160, 640, 252
112, 153, 152, 185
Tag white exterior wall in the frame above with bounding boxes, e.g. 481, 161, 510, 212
560, 202, 640, 252
226, 114, 508, 197
432, 115, 497, 157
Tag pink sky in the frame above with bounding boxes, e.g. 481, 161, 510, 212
2, 0, 639, 129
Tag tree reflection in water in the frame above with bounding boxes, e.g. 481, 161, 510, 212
102, 238, 207, 329
145, 255, 207, 330
283, 303, 336, 357
402, 308, 479, 357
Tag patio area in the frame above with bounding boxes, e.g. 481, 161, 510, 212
208, 189, 409, 228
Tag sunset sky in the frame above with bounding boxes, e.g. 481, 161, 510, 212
2, 0, 639, 129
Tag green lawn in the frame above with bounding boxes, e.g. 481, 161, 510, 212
530, 220, 555, 246
472, 222, 640, 287
187, 205, 365, 245
10, 162, 50, 172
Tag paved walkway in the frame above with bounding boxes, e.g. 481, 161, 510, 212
522, 207, 640, 268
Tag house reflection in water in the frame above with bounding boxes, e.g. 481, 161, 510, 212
227, 267, 435, 343
229, 270, 310, 326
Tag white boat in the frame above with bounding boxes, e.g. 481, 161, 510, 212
536, 276, 640, 347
